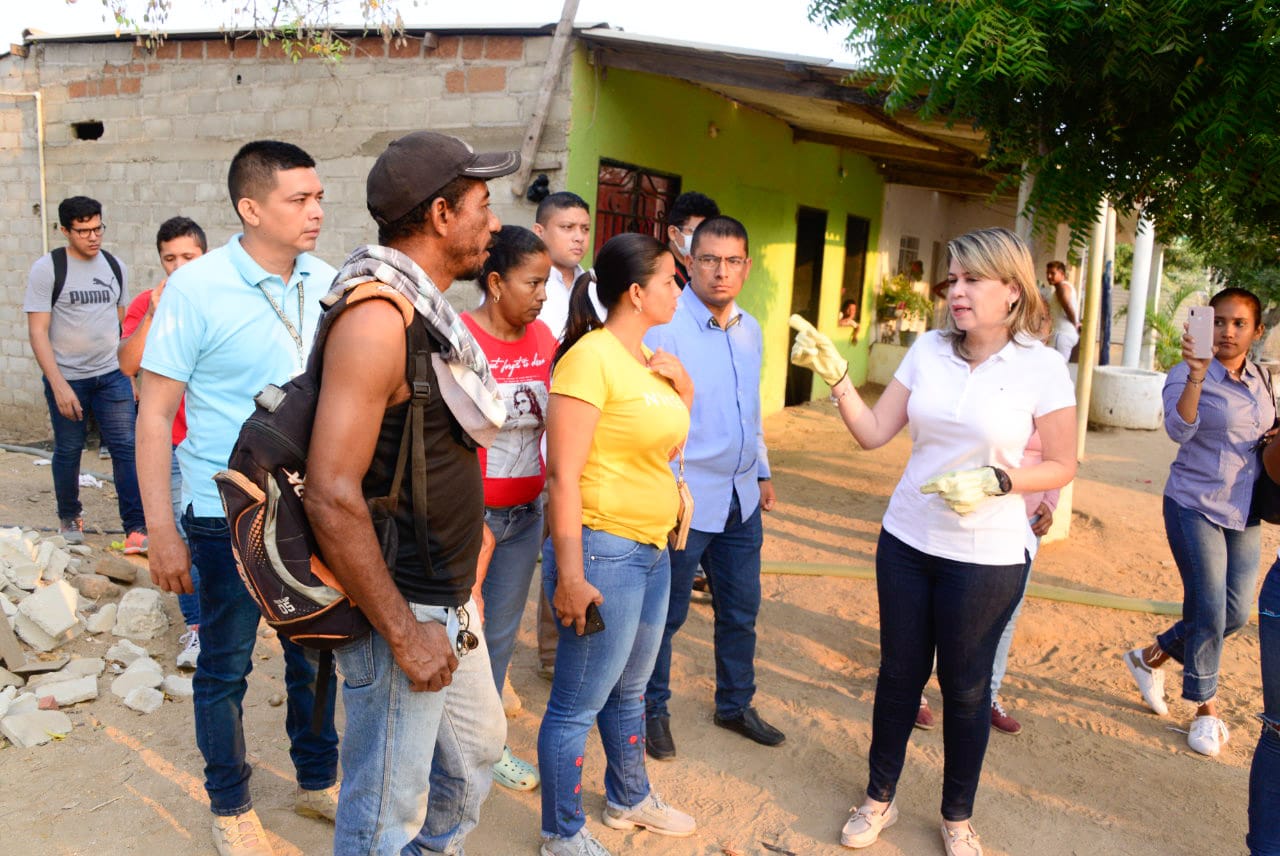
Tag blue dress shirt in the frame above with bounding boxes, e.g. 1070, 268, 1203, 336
1163, 359, 1276, 530
645, 288, 770, 533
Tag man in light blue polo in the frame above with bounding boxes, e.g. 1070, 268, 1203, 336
136, 140, 339, 856
643, 215, 785, 760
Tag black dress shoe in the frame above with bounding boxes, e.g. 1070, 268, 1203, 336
646, 714, 676, 760
714, 707, 786, 746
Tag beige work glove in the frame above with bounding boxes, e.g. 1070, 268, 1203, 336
920, 466, 1007, 515
789, 314, 848, 387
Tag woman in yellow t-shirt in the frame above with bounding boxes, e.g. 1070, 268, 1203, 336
536, 233, 694, 855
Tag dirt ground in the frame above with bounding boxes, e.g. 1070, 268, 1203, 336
0, 398, 1269, 856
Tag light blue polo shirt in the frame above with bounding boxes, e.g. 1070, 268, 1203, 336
142, 234, 335, 516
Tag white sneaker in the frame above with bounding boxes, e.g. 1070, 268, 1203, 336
602, 792, 696, 837
211, 810, 273, 855
1123, 648, 1168, 716
940, 821, 984, 856
541, 828, 612, 856
840, 801, 897, 848
177, 628, 200, 670
1187, 715, 1229, 756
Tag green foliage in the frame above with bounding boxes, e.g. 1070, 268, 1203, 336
810, 0, 1280, 264
876, 273, 932, 320
1144, 280, 1206, 371
97, 0, 407, 61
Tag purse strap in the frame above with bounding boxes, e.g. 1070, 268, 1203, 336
1254, 360, 1279, 427
675, 446, 687, 483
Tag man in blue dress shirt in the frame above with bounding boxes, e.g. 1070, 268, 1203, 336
643, 215, 785, 759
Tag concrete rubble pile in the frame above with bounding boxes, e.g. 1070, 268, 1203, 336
0, 527, 191, 750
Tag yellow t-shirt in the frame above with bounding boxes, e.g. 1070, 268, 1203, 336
551, 328, 691, 547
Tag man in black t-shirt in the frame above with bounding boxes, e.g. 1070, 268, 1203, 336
305, 131, 518, 855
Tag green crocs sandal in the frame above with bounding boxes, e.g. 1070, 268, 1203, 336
492, 745, 540, 791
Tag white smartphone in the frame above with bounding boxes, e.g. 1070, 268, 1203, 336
1188, 306, 1214, 360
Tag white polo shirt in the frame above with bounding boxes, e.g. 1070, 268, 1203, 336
882, 330, 1075, 566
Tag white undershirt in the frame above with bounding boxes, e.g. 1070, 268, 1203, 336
881, 330, 1075, 565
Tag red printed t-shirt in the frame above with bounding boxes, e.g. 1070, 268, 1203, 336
461, 314, 558, 508
122, 287, 187, 447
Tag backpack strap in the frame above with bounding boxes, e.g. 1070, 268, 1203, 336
50, 247, 67, 309
101, 250, 124, 305
49, 247, 124, 308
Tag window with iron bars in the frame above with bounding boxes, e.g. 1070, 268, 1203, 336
594, 159, 682, 254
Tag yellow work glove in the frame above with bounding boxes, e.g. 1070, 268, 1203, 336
920, 466, 1010, 515
788, 314, 848, 387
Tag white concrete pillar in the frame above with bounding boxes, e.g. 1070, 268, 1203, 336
1015, 168, 1035, 242
1123, 211, 1156, 367
1140, 243, 1165, 370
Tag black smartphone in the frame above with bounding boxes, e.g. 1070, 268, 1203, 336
581, 602, 606, 636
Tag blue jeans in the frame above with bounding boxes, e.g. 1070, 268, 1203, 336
868, 530, 1027, 821
481, 499, 543, 695
1158, 496, 1261, 703
1249, 560, 1280, 855
537, 528, 671, 840
183, 509, 338, 816
41, 369, 145, 532
333, 599, 505, 855
990, 549, 1035, 698
647, 491, 763, 719
171, 450, 200, 627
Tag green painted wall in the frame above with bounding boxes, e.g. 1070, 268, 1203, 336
565, 48, 885, 415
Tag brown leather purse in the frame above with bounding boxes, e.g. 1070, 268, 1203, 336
670, 448, 694, 552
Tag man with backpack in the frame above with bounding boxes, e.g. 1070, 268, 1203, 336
23, 195, 147, 549
136, 142, 340, 856
303, 130, 516, 855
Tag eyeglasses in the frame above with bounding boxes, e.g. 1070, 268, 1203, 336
70, 223, 106, 238
455, 606, 479, 656
693, 254, 747, 271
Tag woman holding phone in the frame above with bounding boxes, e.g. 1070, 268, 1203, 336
537, 233, 694, 856
1124, 287, 1274, 757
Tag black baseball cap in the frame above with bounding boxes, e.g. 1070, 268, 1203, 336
366, 130, 520, 225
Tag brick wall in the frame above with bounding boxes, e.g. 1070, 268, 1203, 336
0, 32, 572, 440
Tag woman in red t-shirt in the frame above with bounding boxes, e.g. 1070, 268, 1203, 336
462, 225, 557, 792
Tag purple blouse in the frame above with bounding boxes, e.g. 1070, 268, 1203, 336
1163, 359, 1276, 530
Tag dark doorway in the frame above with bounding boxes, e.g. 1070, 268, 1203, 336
786, 206, 828, 406
840, 215, 871, 343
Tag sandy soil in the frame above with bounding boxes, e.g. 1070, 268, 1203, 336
0, 400, 1268, 856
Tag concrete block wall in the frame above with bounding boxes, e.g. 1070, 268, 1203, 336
0, 31, 572, 439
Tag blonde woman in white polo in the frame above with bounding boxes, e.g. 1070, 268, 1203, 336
791, 228, 1077, 856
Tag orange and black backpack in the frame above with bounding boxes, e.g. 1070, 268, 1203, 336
213, 284, 429, 650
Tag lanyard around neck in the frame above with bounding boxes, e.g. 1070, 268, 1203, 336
256, 277, 305, 369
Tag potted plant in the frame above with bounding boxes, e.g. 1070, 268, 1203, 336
876, 273, 933, 345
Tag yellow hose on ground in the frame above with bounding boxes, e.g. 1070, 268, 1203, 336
762, 562, 1183, 616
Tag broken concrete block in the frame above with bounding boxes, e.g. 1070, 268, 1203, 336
0, 668, 23, 689
43, 535, 68, 550
0, 686, 16, 717
123, 686, 164, 714
12, 611, 82, 652
64, 658, 105, 678
18, 580, 81, 637
35, 675, 98, 706
0, 709, 73, 747
6, 693, 38, 717
112, 589, 169, 640
111, 666, 162, 698
6, 560, 42, 591
161, 674, 193, 698
39, 546, 70, 582
124, 656, 162, 676
68, 545, 92, 557
87, 604, 118, 635
104, 638, 147, 665
0, 594, 15, 618
70, 575, 120, 600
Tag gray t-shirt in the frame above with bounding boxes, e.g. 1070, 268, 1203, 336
23, 250, 129, 380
